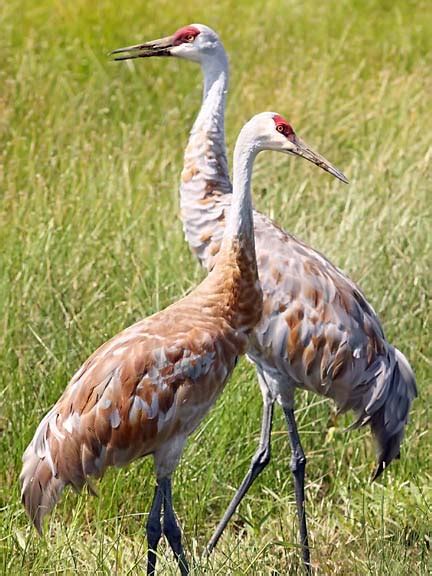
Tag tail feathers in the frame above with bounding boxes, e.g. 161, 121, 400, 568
20, 408, 100, 534
20, 451, 65, 534
368, 347, 417, 480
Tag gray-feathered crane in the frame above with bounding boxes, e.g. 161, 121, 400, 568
112, 24, 417, 572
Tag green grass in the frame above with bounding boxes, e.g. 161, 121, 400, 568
1, 0, 431, 573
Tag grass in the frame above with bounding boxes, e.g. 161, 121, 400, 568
0, 0, 431, 573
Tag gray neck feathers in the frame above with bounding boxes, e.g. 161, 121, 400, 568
180, 47, 232, 266
223, 126, 257, 246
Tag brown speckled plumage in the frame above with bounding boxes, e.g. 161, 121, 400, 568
20, 118, 262, 535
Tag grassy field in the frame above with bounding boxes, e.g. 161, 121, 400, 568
1, 0, 431, 573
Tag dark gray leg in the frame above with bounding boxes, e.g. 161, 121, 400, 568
146, 483, 163, 575
207, 387, 274, 554
160, 477, 189, 576
283, 406, 311, 574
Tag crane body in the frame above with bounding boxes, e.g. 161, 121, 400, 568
21, 114, 262, 575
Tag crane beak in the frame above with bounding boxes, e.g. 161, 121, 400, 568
110, 35, 174, 61
288, 137, 349, 184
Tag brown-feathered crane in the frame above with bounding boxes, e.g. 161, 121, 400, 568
20, 113, 346, 575
112, 24, 417, 572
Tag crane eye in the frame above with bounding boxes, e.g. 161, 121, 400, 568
276, 125, 285, 133
185, 34, 195, 42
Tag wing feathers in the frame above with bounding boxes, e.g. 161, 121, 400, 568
20, 306, 245, 532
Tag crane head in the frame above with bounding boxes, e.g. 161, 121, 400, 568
246, 112, 348, 184
110, 24, 222, 64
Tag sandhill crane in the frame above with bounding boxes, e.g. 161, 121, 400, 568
20, 112, 346, 574
112, 24, 417, 572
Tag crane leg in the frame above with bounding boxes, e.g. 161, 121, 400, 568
283, 406, 311, 574
207, 379, 274, 554
146, 483, 163, 575
160, 477, 189, 576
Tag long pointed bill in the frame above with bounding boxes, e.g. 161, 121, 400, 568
291, 137, 349, 184
110, 35, 174, 61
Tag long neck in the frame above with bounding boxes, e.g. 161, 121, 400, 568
180, 49, 232, 267
198, 128, 261, 332
194, 52, 229, 136
222, 130, 257, 250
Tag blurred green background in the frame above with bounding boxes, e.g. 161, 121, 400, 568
0, 0, 431, 573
